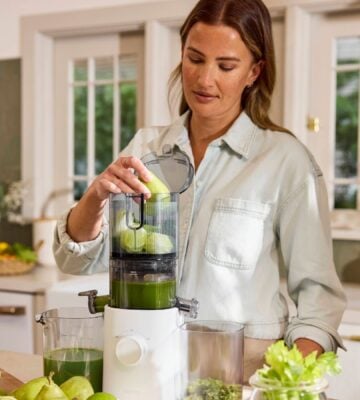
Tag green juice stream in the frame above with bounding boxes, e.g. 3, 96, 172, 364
111, 279, 176, 309
44, 348, 103, 392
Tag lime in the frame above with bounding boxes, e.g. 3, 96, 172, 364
87, 392, 117, 400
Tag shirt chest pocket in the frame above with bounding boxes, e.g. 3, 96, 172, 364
205, 198, 271, 269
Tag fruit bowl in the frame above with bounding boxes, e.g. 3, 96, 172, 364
0, 242, 37, 276
0, 255, 35, 276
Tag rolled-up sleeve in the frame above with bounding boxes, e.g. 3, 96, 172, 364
53, 208, 109, 275
278, 173, 347, 352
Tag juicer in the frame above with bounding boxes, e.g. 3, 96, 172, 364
80, 146, 198, 400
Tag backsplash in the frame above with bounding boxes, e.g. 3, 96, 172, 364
0, 58, 32, 246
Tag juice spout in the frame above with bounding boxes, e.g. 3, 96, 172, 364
78, 290, 110, 314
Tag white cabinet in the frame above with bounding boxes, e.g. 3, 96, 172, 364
0, 290, 44, 354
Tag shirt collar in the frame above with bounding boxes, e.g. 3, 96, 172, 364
163, 110, 258, 159
219, 112, 258, 159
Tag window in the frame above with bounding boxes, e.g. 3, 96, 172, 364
333, 37, 360, 210
71, 54, 139, 200
54, 33, 144, 211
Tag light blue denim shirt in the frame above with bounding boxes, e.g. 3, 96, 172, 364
54, 111, 346, 352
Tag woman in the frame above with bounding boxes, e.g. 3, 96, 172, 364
54, 0, 346, 380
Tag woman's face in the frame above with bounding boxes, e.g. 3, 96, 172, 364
182, 22, 261, 123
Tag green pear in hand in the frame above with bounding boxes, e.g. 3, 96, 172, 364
11, 376, 48, 400
60, 376, 94, 400
35, 375, 67, 400
141, 172, 170, 202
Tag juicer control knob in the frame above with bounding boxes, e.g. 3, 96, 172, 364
115, 335, 147, 366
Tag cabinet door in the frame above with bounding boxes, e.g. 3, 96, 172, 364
0, 291, 35, 353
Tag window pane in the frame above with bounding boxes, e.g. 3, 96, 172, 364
73, 181, 88, 201
119, 55, 137, 81
74, 86, 88, 175
334, 184, 357, 209
336, 37, 360, 65
74, 59, 88, 81
120, 82, 137, 150
95, 57, 113, 80
335, 70, 359, 178
95, 85, 114, 174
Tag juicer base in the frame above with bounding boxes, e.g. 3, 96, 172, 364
103, 305, 184, 400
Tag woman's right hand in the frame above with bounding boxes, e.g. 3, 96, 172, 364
89, 155, 152, 201
67, 156, 152, 242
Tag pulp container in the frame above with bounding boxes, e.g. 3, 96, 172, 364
180, 320, 244, 399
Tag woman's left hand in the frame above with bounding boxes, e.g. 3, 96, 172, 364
294, 338, 324, 357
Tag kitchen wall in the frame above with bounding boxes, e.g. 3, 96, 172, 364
0, 0, 172, 60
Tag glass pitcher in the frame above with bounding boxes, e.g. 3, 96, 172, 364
249, 373, 328, 399
36, 307, 104, 392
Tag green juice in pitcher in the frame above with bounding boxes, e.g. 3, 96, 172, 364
111, 279, 176, 309
44, 347, 103, 392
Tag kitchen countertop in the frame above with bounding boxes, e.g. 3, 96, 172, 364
0, 351, 254, 399
0, 351, 42, 383
0, 264, 108, 294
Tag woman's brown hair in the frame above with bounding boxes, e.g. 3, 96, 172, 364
168, 0, 291, 134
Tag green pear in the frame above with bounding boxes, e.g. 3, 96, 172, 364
11, 376, 48, 400
87, 393, 116, 400
60, 376, 94, 400
120, 228, 147, 253
145, 232, 173, 254
35, 376, 67, 400
141, 172, 170, 202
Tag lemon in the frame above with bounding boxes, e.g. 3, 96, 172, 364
0, 242, 10, 254
87, 393, 117, 400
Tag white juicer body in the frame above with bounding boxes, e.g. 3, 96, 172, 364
103, 305, 184, 400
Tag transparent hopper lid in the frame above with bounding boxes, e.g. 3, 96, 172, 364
141, 145, 194, 193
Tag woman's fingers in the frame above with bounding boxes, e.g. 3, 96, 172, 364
110, 156, 151, 195
116, 156, 152, 182
91, 156, 152, 200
